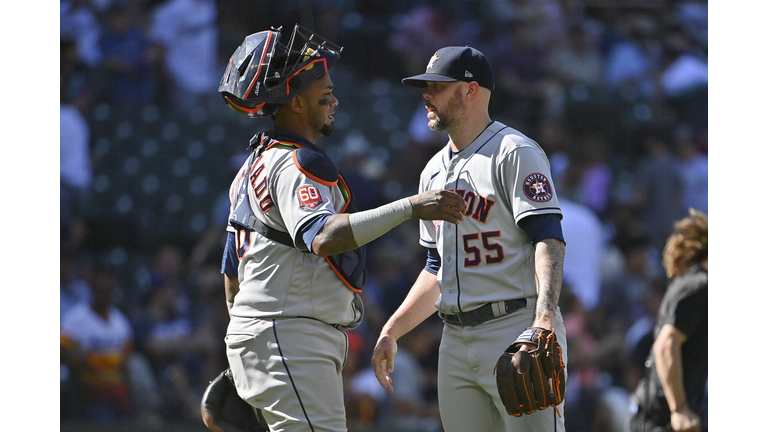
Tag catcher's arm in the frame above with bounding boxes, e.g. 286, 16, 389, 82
225, 274, 239, 316
654, 324, 700, 432
530, 238, 565, 332
372, 270, 440, 393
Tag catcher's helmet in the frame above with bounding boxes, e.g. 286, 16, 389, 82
219, 24, 343, 118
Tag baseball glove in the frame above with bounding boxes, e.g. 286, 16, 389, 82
493, 327, 565, 417
201, 369, 268, 432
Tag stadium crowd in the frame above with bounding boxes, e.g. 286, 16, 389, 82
60, 0, 708, 431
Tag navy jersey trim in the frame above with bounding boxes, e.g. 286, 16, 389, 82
299, 213, 332, 254
424, 247, 441, 275
518, 213, 565, 245
516, 207, 562, 219
272, 320, 315, 431
221, 232, 239, 277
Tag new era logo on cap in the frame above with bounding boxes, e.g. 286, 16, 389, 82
402, 46, 495, 90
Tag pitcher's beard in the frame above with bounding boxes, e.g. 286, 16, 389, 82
429, 116, 452, 133
427, 87, 464, 133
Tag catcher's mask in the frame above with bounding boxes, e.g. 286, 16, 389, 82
218, 24, 343, 118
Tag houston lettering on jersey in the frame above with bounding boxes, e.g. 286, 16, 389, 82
454, 189, 495, 223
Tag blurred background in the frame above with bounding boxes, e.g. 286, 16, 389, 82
59, 0, 708, 431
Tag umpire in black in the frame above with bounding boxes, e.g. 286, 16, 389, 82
630, 209, 707, 432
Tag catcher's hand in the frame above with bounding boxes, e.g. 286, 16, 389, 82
201, 369, 268, 432
493, 327, 565, 417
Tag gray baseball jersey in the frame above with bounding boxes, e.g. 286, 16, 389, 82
420, 121, 567, 432
418, 121, 562, 314
226, 133, 364, 328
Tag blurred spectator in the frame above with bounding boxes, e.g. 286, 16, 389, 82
603, 12, 663, 101
61, 30, 96, 114
60, 254, 92, 323
188, 153, 245, 268
659, 27, 708, 99
495, 16, 559, 128
559, 284, 612, 432
559, 133, 613, 217
536, 118, 570, 184
347, 322, 442, 432
95, 2, 162, 106
60, 96, 92, 221
580, 133, 614, 216
376, 321, 442, 432
60, 54, 93, 253
560, 197, 606, 311
131, 276, 217, 422
149, 243, 193, 305
634, 126, 688, 255
388, 5, 461, 77
60, 265, 136, 422
624, 277, 668, 391
547, 20, 604, 119
395, 103, 452, 194
493, 0, 568, 45
148, 0, 220, 112
60, 0, 103, 68
191, 265, 231, 381
659, 24, 708, 130
343, 330, 380, 430
597, 233, 659, 334
674, 0, 708, 50
335, 130, 390, 212
131, 243, 216, 422
673, 123, 708, 215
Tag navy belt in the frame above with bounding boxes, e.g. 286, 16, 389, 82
439, 298, 528, 326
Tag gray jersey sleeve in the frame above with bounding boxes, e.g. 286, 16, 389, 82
500, 145, 561, 224
271, 162, 339, 247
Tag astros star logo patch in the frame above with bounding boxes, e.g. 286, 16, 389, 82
523, 173, 554, 202
426, 54, 440, 71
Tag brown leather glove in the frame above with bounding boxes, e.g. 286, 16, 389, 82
494, 327, 566, 417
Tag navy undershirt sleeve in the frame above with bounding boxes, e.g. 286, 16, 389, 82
518, 213, 565, 245
221, 231, 239, 277
299, 213, 333, 253
424, 247, 441, 275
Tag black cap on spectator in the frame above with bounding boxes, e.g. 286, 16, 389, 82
402, 46, 495, 91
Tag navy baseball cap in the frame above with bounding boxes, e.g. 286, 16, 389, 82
402, 46, 495, 91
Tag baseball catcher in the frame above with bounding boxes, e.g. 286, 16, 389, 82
201, 369, 268, 432
494, 327, 566, 417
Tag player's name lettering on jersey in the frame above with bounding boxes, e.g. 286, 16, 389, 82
454, 189, 495, 223
249, 155, 275, 212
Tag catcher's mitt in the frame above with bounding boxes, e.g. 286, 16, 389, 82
493, 327, 565, 417
201, 369, 268, 432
